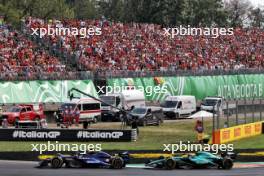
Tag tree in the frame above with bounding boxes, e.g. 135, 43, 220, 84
164, 0, 185, 26
224, 0, 253, 27
137, 0, 185, 25
0, 1, 23, 26
74, 0, 98, 19
98, 0, 125, 21
0, 0, 74, 25
121, 0, 185, 25
249, 7, 264, 28
30, 0, 74, 20
1, 0, 261, 28
183, 0, 228, 27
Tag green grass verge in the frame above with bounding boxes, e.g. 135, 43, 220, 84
0, 118, 263, 151
0, 119, 213, 151
232, 134, 264, 149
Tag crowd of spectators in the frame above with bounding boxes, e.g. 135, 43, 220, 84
0, 22, 66, 80
24, 17, 264, 73
0, 17, 263, 80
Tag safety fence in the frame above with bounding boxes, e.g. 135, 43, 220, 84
212, 98, 264, 144
212, 98, 264, 130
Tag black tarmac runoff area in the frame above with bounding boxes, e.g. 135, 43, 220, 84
1, 160, 264, 176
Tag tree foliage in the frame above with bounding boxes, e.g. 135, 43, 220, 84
0, 0, 263, 27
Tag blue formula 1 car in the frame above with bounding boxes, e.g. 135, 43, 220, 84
146, 151, 236, 170
38, 151, 129, 169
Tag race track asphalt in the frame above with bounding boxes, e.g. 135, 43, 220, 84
1, 160, 264, 176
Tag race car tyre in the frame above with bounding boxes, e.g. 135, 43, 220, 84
111, 157, 124, 169
65, 160, 82, 168
38, 160, 49, 168
51, 157, 64, 169
222, 158, 233, 169
165, 158, 176, 170
145, 159, 152, 164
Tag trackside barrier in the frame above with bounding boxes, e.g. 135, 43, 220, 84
212, 121, 264, 144
0, 128, 133, 142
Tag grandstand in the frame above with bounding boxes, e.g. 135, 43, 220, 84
0, 23, 66, 80
24, 17, 264, 74
0, 8, 263, 81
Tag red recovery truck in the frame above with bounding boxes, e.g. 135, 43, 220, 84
1, 104, 45, 125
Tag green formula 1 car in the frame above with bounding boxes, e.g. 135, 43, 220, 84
146, 151, 236, 170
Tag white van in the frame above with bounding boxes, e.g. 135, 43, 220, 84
201, 97, 236, 114
161, 95, 196, 118
61, 98, 101, 123
100, 89, 145, 121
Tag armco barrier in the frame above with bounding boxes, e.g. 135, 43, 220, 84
0, 129, 133, 142
213, 121, 264, 144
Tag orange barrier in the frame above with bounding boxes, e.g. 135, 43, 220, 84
212, 121, 264, 144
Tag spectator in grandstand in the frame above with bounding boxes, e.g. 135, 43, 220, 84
0, 23, 66, 80
5, 17, 263, 78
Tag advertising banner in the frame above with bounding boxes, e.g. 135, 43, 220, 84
213, 121, 263, 144
0, 80, 97, 104
0, 129, 132, 142
107, 74, 264, 101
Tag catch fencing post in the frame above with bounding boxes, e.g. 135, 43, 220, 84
244, 99, 247, 124
236, 99, 238, 125
260, 99, 262, 121
217, 105, 220, 129
252, 98, 255, 122
213, 111, 215, 131
226, 100, 229, 127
